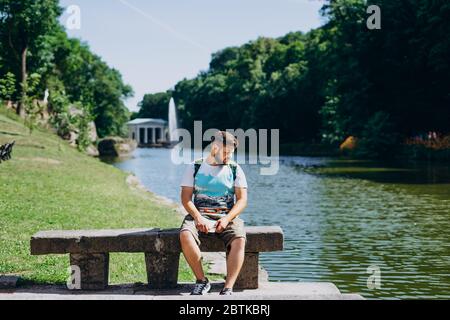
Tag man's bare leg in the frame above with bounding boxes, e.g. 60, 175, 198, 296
180, 230, 206, 281
224, 237, 246, 289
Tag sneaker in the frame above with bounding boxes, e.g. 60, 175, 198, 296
219, 288, 233, 295
190, 277, 211, 295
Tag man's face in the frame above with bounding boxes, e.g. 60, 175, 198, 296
212, 143, 235, 164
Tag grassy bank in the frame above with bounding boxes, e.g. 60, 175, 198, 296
0, 107, 210, 286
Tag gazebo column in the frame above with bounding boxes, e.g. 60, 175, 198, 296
160, 127, 164, 142
144, 126, 148, 144
136, 126, 140, 144
152, 128, 156, 144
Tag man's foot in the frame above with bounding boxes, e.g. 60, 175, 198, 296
219, 288, 233, 295
190, 277, 211, 295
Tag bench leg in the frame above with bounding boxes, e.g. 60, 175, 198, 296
145, 252, 180, 289
69, 253, 109, 290
233, 252, 259, 289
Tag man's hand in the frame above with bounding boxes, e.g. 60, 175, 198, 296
194, 216, 210, 234
215, 216, 230, 233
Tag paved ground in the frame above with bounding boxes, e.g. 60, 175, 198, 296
0, 281, 364, 300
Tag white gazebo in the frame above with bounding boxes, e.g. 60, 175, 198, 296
127, 118, 168, 146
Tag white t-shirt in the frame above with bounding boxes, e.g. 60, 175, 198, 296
180, 159, 247, 210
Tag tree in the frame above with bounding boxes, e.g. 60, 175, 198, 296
319, 0, 450, 141
22, 72, 42, 134
137, 92, 171, 120
49, 31, 133, 138
146, 0, 450, 159
355, 111, 400, 159
0, 0, 62, 115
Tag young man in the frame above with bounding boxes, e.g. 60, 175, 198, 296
179, 131, 248, 295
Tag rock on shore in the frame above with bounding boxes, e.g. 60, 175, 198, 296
98, 137, 137, 157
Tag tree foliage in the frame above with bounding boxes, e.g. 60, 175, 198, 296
0, 0, 133, 143
145, 0, 449, 158
135, 92, 171, 120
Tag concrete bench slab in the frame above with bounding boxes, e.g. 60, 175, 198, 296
31, 228, 161, 255
31, 226, 283, 254
30, 226, 284, 291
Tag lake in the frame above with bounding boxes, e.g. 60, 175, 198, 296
102, 148, 450, 299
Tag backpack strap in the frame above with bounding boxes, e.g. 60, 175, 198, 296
193, 158, 204, 179
228, 160, 237, 182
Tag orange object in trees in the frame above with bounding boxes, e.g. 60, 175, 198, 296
340, 136, 358, 151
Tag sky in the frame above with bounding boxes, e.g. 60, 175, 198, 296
59, 0, 325, 112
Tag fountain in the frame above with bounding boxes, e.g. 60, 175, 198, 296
168, 98, 179, 146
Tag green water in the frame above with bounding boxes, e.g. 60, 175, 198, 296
106, 149, 450, 299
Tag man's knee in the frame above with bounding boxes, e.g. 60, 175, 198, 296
229, 237, 246, 250
180, 230, 196, 245
179, 230, 191, 242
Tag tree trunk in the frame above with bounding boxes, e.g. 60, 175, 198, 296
17, 46, 28, 117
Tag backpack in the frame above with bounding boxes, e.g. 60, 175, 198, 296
193, 158, 237, 182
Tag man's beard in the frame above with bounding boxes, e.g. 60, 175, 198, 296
213, 152, 227, 165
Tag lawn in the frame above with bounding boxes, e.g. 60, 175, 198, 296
0, 106, 212, 286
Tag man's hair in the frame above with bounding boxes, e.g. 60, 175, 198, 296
211, 131, 239, 149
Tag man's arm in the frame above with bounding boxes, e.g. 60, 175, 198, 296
181, 186, 209, 233
226, 187, 248, 221
215, 187, 247, 233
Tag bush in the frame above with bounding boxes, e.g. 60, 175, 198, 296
0, 72, 16, 101
355, 111, 401, 159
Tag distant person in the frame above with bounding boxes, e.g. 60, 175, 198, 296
179, 131, 248, 296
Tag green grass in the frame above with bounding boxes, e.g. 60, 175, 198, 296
0, 106, 219, 285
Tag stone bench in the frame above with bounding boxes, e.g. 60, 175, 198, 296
30, 226, 283, 290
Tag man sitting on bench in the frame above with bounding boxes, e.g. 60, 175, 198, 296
179, 131, 248, 296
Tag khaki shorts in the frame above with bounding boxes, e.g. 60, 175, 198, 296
180, 214, 247, 251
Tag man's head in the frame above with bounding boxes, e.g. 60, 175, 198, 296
210, 131, 239, 165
